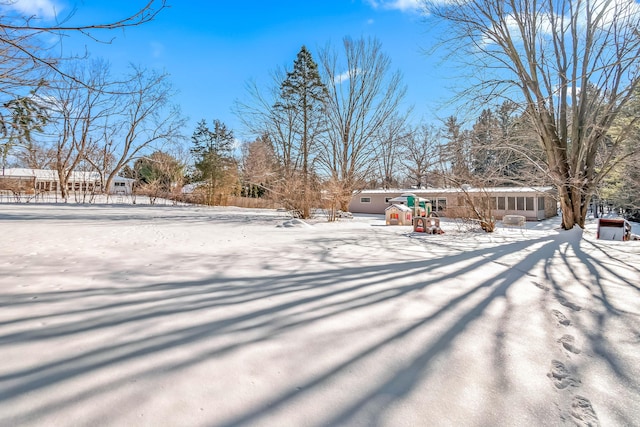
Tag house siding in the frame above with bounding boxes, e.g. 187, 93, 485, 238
349, 188, 557, 221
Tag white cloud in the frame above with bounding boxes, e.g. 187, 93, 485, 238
4, 0, 62, 20
334, 68, 362, 84
365, 0, 422, 12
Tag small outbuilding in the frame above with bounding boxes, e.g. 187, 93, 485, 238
385, 204, 413, 226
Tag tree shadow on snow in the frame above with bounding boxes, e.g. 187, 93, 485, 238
0, 226, 638, 426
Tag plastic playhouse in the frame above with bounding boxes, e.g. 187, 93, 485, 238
385, 204, 413, 225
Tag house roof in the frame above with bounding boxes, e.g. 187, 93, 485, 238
388, 195, 430, 203
358, 186, 555, 195
2, 168, 133, 183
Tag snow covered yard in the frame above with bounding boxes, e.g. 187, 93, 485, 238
0, 204, 638, 426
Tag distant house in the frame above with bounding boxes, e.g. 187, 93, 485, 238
349, 187, 557, 221
0, 168, 134, 196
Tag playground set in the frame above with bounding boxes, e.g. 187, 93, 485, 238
385, 193, 444, 234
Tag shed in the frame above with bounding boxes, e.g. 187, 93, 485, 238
385, 204, 413, 226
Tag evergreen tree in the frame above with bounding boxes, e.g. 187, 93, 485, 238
191, 119, 236, 205
442, 116, 471, 181
1, 93, 49, 172
275, 45, 328, 218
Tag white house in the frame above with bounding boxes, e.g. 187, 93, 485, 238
0, 168, 135, 195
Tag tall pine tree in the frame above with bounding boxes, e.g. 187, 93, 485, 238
275, 45, 327, 218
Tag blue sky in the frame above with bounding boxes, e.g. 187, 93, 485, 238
13, 0, 454, 139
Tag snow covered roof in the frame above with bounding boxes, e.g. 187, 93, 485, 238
388, 195, 430, 203
1, 168, 132, 183
385, 203, 413, 212
358, 186, 555, 195
2, 168, 59, 180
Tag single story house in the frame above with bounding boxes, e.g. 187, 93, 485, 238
349, 186, 557, 221
0, 168, 134, 195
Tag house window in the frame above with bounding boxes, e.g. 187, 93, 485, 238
497, 197, 506, 210
115, 182, 126, 187
360, 197, 371, 203
508, 197, 516, 210
516, 197, 525, 210
526, 197, 534, 211
538, 197, 545, 210
390, 212, 399, 220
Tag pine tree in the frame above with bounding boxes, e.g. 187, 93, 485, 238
275, 45, 328, 218
191, 119, 236, 205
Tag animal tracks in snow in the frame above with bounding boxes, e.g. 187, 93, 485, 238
558, 334, 581, 354
571, 395, 600, 427
547, 360, 580, 389
557, 295, 582, 311
551, 309, 571, 326
546, 299, 599, 425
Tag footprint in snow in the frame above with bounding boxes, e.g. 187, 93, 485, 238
547, 360, 580, 389
558, 334, 581, 354
558, 296, 581, 311
552, 309, 571, 326
571, 395, 600, 427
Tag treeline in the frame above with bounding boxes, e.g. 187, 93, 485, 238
2, 1, 640, 228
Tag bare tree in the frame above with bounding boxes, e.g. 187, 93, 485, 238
100, 66, 185, 194
235, 75, 296, 193
426, 0, 640, 229
373, 114, 409, 189
317, 36, 407, 211
440, 115, 472, 182
236, 72, 320, 217
0, 1, 166, 136
40, 59, 115, 200
240, 134, 278, 198
400, 124, 442, 188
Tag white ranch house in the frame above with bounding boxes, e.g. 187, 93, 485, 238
349, 187, 557, 221
0, 168, 134, 196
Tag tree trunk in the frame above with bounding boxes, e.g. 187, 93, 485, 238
558, 184, 589, 229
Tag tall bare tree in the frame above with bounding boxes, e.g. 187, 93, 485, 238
426, 0, 640, 229
100, 66, 185, 194
317, 36, 407, 211
401, 124, 442, 188
374, 114, 409, 189
40, 59, 115, 200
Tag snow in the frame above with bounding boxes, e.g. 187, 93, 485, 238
1, 203, 639, 426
